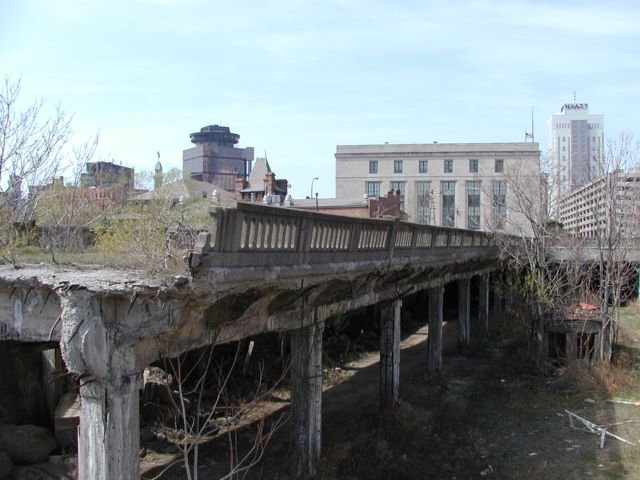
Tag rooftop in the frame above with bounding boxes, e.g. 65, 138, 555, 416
189, 124, 240, 146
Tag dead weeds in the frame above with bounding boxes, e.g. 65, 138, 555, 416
548, 359, 639, 397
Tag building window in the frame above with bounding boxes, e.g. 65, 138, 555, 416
394, 160, 403, 173
469, 159, 478, 173
366, 181, 381, 198
467, 181, 481, 230
390, 181, 406, 210
369, 160, 378, 174
444, 159, 453, 173
419, 160, 428, 173
495, 159, 504, 173
416, 181, 433, 224
492, 180, 507, 230
441, 180, 456, 227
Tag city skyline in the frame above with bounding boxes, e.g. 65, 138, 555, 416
2, 0, 639, 199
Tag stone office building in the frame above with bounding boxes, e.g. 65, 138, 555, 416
335, 142, 541, 235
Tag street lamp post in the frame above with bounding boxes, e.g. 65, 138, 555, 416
310, 177, 319, 199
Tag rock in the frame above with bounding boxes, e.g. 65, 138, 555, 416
142, 366, 174, 406
140, 426, 155, 443
54, 394, 80, 449
0, 424, 57, 464
0, 451, 14, 479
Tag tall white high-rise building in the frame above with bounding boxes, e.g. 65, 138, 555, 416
548, 101, 604, 197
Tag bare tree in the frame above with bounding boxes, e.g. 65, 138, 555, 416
585, 133, 640, 361
483, 150, 558, 360
489, 135, 640, 365
29, 134, 105, 251
150, 341, 288, 480
0, 76, 112, 261
0, 76, 72, 226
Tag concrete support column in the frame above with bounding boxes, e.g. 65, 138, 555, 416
566, 333, 577, 361
505, 272, 515, 311
290, 322, 323, 479
79, 374, 141, 479
42, 348, 65, 424
428, 286, 444, 373
492, 273, 503, 317
536, 312, 548, 362
380, 299, 401, 409
596, 318, 613, 363
457, 279, 471, 350
479, 273, 490, 339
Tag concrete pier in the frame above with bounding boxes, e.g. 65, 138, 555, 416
457, 278, 471, 350
380, 300, 401, 409
428, 286, 444, 373
290, 322, 323, 479
79, 375, 141, 479
493, 273, 503, 316
479, 273, 490, 338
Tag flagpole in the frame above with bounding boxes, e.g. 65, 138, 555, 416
531, 107, 534, 142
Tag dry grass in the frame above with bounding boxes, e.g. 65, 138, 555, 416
1, 245, 191, 275
549, 359, 639, 397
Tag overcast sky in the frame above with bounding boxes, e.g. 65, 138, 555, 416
2, 0, 639, 198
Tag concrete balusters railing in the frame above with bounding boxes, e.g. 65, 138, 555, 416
394, 227, 413, 248
189, 202, 496, 271
311, 222, 351, 251
240, 214, 299, 250
357, 224, 388, 250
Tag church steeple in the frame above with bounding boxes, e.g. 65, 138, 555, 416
154, 152, 163, 190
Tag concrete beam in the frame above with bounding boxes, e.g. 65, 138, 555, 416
478, 273, 490, 338
212, 264, 499, 346
290, 321, 323, 479
0, 286, 61, 342
457, 278, 470, 350
380, 299, 401, 409
428, 286, 443, 373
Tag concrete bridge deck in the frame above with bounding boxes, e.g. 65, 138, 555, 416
0, 202, 503, 479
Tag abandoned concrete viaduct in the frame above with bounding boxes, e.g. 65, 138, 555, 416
0, 202, 507, 479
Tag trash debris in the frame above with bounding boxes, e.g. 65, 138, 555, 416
578, 302, 597, 311
565, 410, 635, 448
584, 398, 595, 404
528, 452, 538, 456
606, 398, 640, 407
479, 465, 494, 476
